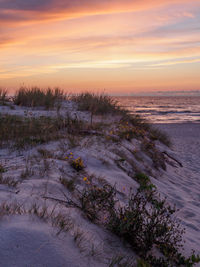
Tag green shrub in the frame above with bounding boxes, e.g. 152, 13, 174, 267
135, 172, 156, 192
78, 183, 199, 266
0, 164, 5, 173
79, 184, 116, 222
107, 192, 182, 257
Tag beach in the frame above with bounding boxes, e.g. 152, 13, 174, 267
154, 123, 200, 255
0, 97, 200, 266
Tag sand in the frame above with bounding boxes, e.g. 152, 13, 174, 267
154, 123, 200, 256
0, 102, 200, 266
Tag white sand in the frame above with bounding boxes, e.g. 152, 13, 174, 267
0, 103, 200, 266
154, 123, 200, 256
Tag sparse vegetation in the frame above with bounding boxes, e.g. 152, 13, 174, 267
149, 127, 171, 147
0, 114, 86, 149
79, 184, 116, 222
60, 177, 76, 192
13, 87, 65, 109
78, 183, 199, 267
0, 164, 6, 173
135, 172, 156, 192
71, 92, 122, 115
0, 89, 9, 105
0, 175, 18, 187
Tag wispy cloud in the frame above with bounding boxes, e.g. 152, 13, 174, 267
0, 0, 200, 91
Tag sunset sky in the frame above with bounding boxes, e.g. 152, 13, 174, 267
0, 0, 200, 94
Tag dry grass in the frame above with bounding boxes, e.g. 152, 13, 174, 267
60, 177, 76, 192
71, 92, 125, 116
0, 175, 18, 187
0, 88, 9, 105
0, 114, 87, 149
13, 87, 65, 109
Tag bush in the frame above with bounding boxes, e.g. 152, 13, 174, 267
79, 183, 199, 266
0, 164, 6, 173
135, 172, 156, 192
107, 192, 183, 258
79, 184, 116, 222
13, 87, 64, 109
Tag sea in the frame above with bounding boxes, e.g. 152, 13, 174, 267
115, 96, 200, 124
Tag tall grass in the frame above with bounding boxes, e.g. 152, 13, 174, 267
0, 89, 8, 104
71, 92, 171, 146
13, 87, 65, 109
71, 92, 124, 115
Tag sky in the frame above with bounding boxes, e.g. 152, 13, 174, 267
0, 0, 200, 94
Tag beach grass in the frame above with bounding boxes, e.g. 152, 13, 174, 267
13, 87, 65, 109
0, 89, 9, 105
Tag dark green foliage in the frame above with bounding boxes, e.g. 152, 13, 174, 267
79, 183, 199, 266
135, 172, 156, 192
79, 184, 116, 221
107, 192, 182, 258
13, 87, 64, 109
0, 164, 5, 173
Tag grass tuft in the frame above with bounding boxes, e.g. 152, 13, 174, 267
71, 92, 125, 117
0, 88, 9, 105
13, 87, 65, 109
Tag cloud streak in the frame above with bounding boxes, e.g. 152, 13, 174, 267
0, 0, 200, 91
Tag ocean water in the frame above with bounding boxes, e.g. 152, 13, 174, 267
115, 96, 200, 123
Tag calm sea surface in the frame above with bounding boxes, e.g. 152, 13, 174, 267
115, 96, 200, 123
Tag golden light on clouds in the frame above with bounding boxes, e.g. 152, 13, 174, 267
0, 0, 200, 93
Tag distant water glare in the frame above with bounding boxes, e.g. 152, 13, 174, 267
115, 96, 200, 123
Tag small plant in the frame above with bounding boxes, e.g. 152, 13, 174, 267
114, 122, 146, 141
79, 184, 116, 222
60, 177, 75, 192
20, 164, 34, 179
149, 128, 171, 147
107, 191, 184, 262
109, 254, 135, 267
141, 140, 166, 170
135, 172, 156, 192
37, 148, 53, 158
71, 157, 84, 171
137, 258, 151, 267
0, 175, 18, 187
65, 153, 85, 171
0, 164, 6, 173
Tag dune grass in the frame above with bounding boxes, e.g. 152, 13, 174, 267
0, 89, 9, 105
71, 92, 170, 146
0, 114, 83, 149
13, 87, 65, 109
71, 92, 125, 116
